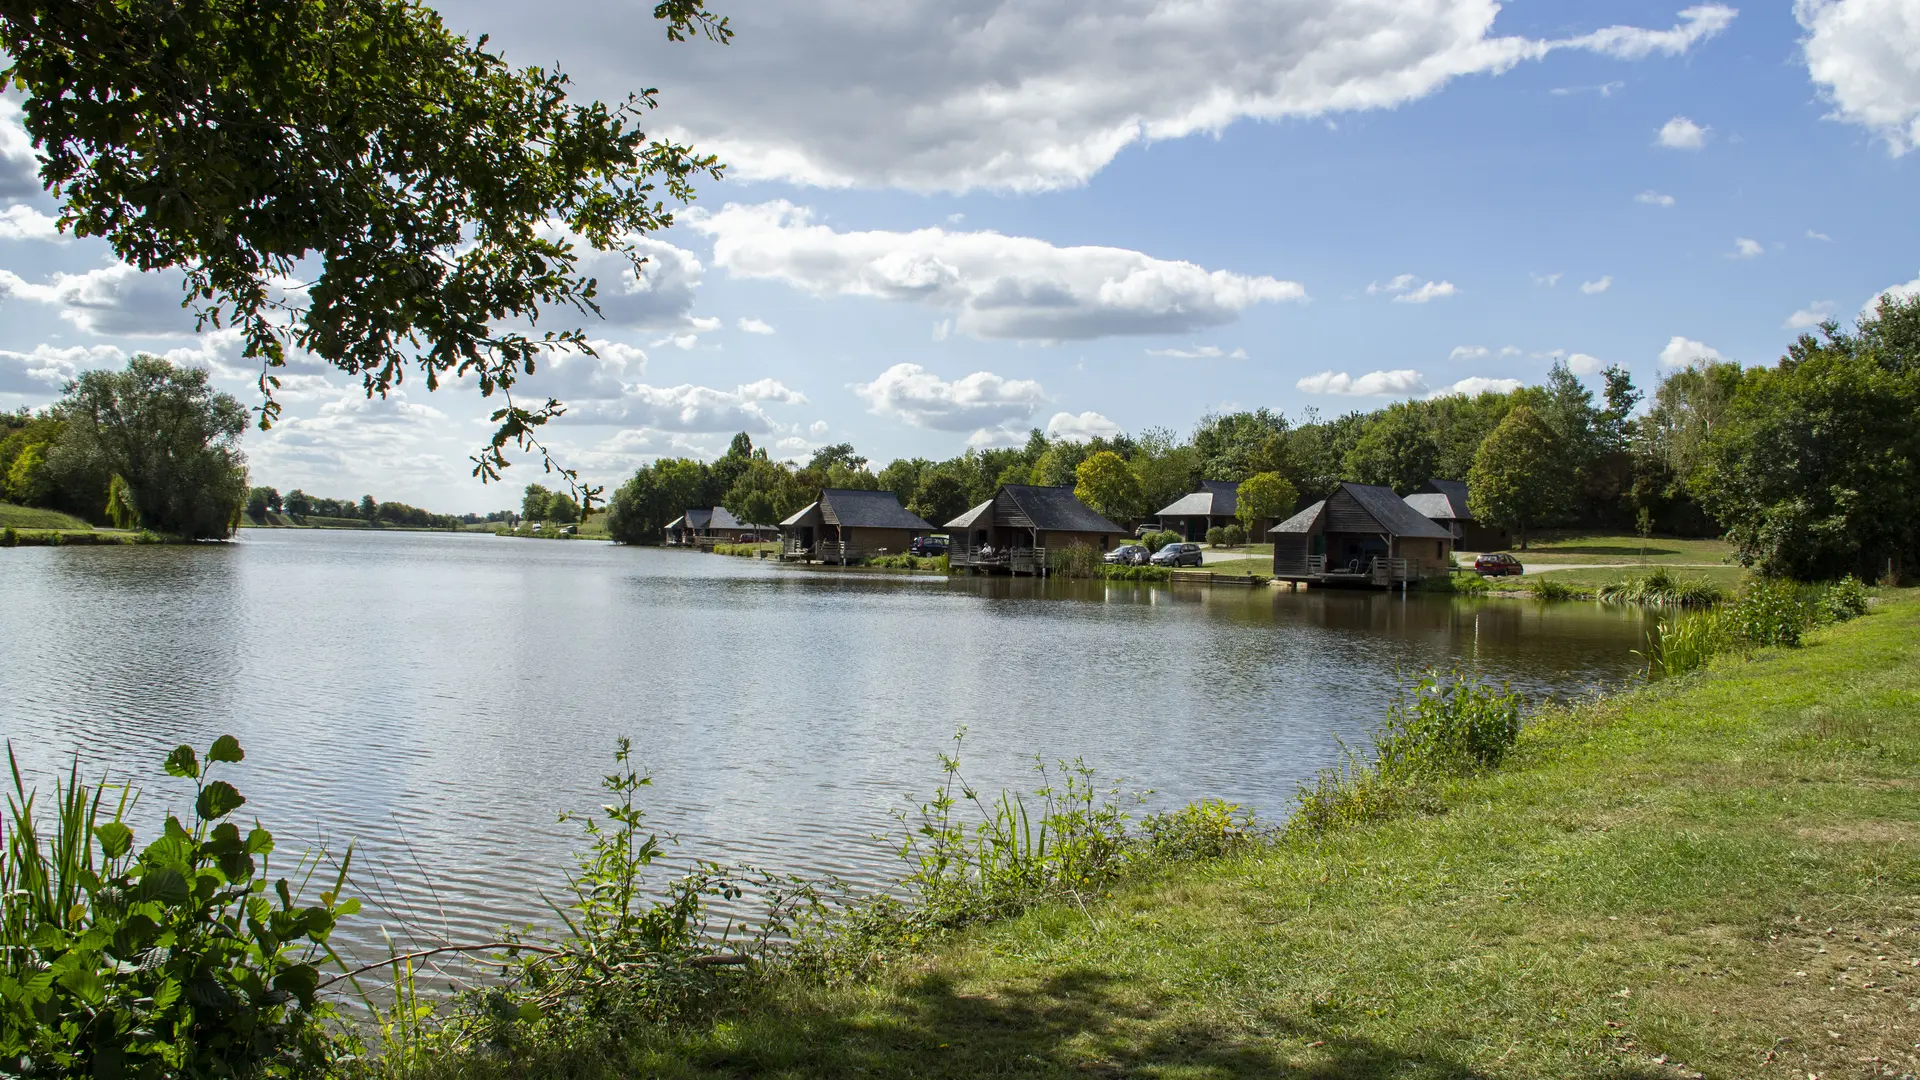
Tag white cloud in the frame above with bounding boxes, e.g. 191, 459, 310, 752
1429, 376, 1523, 397
1295, 369, 1428, 396
0, 205, 63, 242
0, 98, 40, 200
1580, 275, 1613, 294
1567, 352, 1605, 375
1144, 345, 1248, 359
693, 201, 1305, 340
1550, 80, 1626, 97
1045, 410, 1124, 441
1785, 301, 1836, 329
1500, 345, 1522, 357
1448, 345, 1491, 361
1658, 115, 1710, 149
1532, 272, 1563, 288
1635, 190, 1677, 207
1370, 274, 1456, 303
1728, 237, 1764, 259
1798, 0, 1920, 154
649, 332, 701, 350
0, 343, 124, 396
1806, 228, 1833, 242
736, 316, 776, 335
1659, 335, 1727, 367
0, 262, 196, 336
576, 239, 709, 330
483, 2, 1731, 192
1864, 272, 1920, 315
563, 377, 806, 432
851, 362, 1048, 442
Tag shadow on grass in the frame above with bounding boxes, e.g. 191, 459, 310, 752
654, 967, 1681, 1080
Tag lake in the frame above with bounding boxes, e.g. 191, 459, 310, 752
1, 528, 1653, 962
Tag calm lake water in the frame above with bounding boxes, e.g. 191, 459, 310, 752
1, 529, 1653, 962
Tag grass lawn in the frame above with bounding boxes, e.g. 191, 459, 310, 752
1185, 555, 1271, 578
0, 502, 93, 531
519, 593, 1920, 1080
1496, 532, 1735, 566
1520, 564, 1752, 592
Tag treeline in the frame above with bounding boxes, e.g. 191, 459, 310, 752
248, 486, 499, 530
2, 356, 248, 540
606, 296, 1920, 582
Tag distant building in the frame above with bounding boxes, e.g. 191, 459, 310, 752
780, 488, 933, 564
664, 507, 778, 546
1154, 480, 1258, 541
1270, 482, 1454, 587
946, 485, 1128, 575
1403, 479, 1509, 552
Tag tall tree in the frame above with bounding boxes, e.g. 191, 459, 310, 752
49, 355, 249, 539
1073, 450, 1145, 521
0, 0, 728, 496
1236, 472, 1300, 533
909, 472, 971, 527
1467, 404, 1570, 550
521, 484, 553, 522
1343, 403, 1439, 493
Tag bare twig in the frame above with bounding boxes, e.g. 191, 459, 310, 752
317, 942, 562, 990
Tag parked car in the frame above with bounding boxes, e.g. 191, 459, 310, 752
1473, 552, 1524, 576
1150, 542, 1204, 568
910, 535, 949, 556
1134, 523, 1162, 539
1104, 543, 1148, 565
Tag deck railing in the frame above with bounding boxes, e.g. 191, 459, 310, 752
950, 544, 1049, 574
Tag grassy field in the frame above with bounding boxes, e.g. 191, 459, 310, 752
1496, 532, 1735, 566
0, 502, 93, 531
1516, 564, 1752, 592
527, 594, 1920, 1080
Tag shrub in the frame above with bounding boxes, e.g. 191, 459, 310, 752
1596, 567, 1726, 607
1141, 530, 1182, 553
1526, 577, 1587, 601
1730, 578, 1806, 647
1045, 543, 1104, 579
1, 527, 13, 547
1101, 564, 1171, 582
1221, 524, 1246, 547
1140, 799, 1259, 861
1, 739, 351, 1079
1204, 525, 1225, 547
1815, 575, 1870, 623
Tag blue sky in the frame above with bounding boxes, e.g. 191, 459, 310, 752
4, 0, 1919, 512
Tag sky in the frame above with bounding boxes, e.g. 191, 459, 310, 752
4, 0, 1920, 513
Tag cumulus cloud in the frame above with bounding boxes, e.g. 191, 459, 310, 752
1580, 275, 1613, 294
0, 262, 196, 336
1659, 335, 1726, 367
1429, 376, 1523, 397
1728, 237, 1764, 259
572, 238, 709, 330
1863, 272, 1920, 315
1370, 274, 1457, 303
1807, 228, 1834, 242
851, 362, 1048, 443
1658, 115, 1710, 149
1145, 345, 1248, 359
0, 343, 124, 396
1448, 345, 1491, 361
1045, 410, 1124, 441
1785, 301, 1836, 329
1635, 191, 1677, 207
1295, 369, 1427, 396
736, 316, 776, 335
1798, 0, 1920, 154
563, 377, 805, 432
1567, 352, 1605, 375
0, 205, 63, 242
692, 201, 1304, 340
468, 2, 1732, 192
0, 98, 39, 200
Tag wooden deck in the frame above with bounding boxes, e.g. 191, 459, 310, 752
947, 544, 1050, 576
1272, 555, 1434, 588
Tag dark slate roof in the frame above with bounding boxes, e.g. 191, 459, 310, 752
820, 488, 934, 530
779, 501, 818, 528
1003, 485, 1127, 534
684, 508, 714, 530
709, 507, 775, 531
1268, 500, 1326, 534
1342, 483, 1453, 540
1156, 479, 1241, 518
1410, 478, 1472, 519
945, 498, 994, 530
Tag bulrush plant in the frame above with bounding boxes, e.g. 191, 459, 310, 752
1639, 575, 1873, 678
1596, 566, 1727, 607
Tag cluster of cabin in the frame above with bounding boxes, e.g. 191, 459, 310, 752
662, 476, 1506, 588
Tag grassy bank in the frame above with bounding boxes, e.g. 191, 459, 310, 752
1500, 532, 1734, 566
0, 502, 93, 531
518, 594, 1918, 1080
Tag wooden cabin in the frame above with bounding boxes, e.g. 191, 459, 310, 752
1403, 479, 1510, 552
779, 488, 933, 564
1269, 482, 1454, 587
945, 485, 1128, 575
664, 507, 776, 547
1154, 480, 1259, 541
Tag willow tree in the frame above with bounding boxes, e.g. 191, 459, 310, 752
0, 0, 730, 501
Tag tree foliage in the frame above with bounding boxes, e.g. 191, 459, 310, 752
1073, 450, 1145, 521
1467, 404, 1569, 550
1236, 472, 1299, 531
0, 0, 729, 497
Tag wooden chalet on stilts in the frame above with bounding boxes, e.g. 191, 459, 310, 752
1269, 482, 1455, 588
664, 507, 778, 547
945, 485, 1128, 576
779, 488, 934, 564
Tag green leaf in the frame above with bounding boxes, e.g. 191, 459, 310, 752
56, 965, 106, 1004
195, 780, 245, 820
246, 827, 275, 856
273, 963, 319, 1009
206, 734, 244, 763
93, 821, 134, 860
163, 745, 199, 779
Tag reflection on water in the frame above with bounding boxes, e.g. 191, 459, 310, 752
0, 530, 1652, 959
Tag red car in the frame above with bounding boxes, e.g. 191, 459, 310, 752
1473, 552, 1524, 577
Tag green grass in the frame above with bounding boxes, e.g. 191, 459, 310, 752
1185, 555, 1271, 578
428, 593, 1920, 1080
0, 503, 92, 531
1500, 532, 1735, 566
1520, 564, 1751, 592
